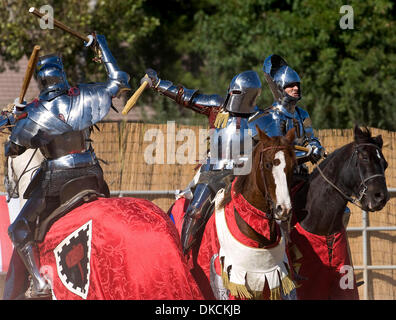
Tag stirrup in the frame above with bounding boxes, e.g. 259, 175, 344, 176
25, 275, 52, 299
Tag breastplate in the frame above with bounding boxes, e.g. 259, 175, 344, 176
209, 117, 252, 170
39, 129, 90, 159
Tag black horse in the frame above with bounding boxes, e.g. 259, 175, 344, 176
290, 125, 389, 300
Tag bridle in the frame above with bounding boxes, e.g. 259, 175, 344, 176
258, 144, 292, 221
315, 143, 386, 209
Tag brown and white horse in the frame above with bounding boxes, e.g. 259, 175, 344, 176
170, 128, 298, 300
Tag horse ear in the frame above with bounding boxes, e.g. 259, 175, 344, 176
284, 127, 296, 144
354, 124, 362, 141
354, 124, 370, 142
256, 125, 271, 142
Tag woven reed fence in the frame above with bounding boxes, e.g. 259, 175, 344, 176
0, 123, 395, 299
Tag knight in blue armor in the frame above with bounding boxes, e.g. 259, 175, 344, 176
250, 54, 326, 182
1, 34, 130, 298
142, 69, 262, 254
257, 55, 351, 226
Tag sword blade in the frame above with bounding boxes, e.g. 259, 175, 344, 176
29, 7, 89, 43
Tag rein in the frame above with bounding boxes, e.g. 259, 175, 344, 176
314, 143, 385, 209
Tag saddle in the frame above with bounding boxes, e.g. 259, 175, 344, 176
196, 169, 234, 195
34, 175, 108, 242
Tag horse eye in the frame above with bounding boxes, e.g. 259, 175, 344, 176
265, 162, 272, 170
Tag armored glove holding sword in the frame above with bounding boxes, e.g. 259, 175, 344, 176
1, 9, 130, 299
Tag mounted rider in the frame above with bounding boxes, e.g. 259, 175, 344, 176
250, 54, 326, 183
142, 69, 262, 254
2, 34, 130, 298
257, 55, 353, 226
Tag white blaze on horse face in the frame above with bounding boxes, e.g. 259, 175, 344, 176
272, 151, 292, 212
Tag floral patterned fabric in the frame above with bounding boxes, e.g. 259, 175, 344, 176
38, 197, 204, 300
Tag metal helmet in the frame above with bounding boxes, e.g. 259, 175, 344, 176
224, 70, 262, 114
263, 54, 301, 105
36, 54, 70, 98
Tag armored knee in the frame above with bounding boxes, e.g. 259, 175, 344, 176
8, 218, 33, 249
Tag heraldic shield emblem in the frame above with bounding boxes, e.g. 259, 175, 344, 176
53, 220, 92, 299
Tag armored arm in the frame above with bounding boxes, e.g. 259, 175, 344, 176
297, 107, 325, 162
1, 110, 27, 157
143, 69, 224, 116
93, 35, 131, 98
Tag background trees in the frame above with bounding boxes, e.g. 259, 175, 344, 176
1, 0, 395, 129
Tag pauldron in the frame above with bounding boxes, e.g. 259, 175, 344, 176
248, 104, 323, 158
9, 83, 115, 149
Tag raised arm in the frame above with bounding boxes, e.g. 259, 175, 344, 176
142, 69, 224, 116
93, 35, 131, 98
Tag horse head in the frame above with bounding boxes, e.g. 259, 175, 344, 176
249, 126, 296, 221
349, 125, 389, 211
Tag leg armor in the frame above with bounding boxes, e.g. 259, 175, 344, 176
17, 242, 51, 298
8, 188, 55, 298
181, 168, 233, 254
181, 182, 214, 254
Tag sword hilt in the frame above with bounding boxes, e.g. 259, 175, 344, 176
294, 145, 309, 153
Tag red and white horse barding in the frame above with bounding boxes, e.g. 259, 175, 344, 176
2, 150, 203, 300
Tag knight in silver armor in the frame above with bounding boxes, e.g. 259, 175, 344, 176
250, 54, 325, 179
143, 69, 262, 254
257, 55, 351, 226
3, 34, 130, 298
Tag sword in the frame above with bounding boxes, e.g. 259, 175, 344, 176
29, 7, 93, 45
4, 45, 40, 114
122, 74, 149, 115
19, 45, 41, 104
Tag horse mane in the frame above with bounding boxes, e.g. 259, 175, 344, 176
309, 144, 348, 180
310, 126, 376, 180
